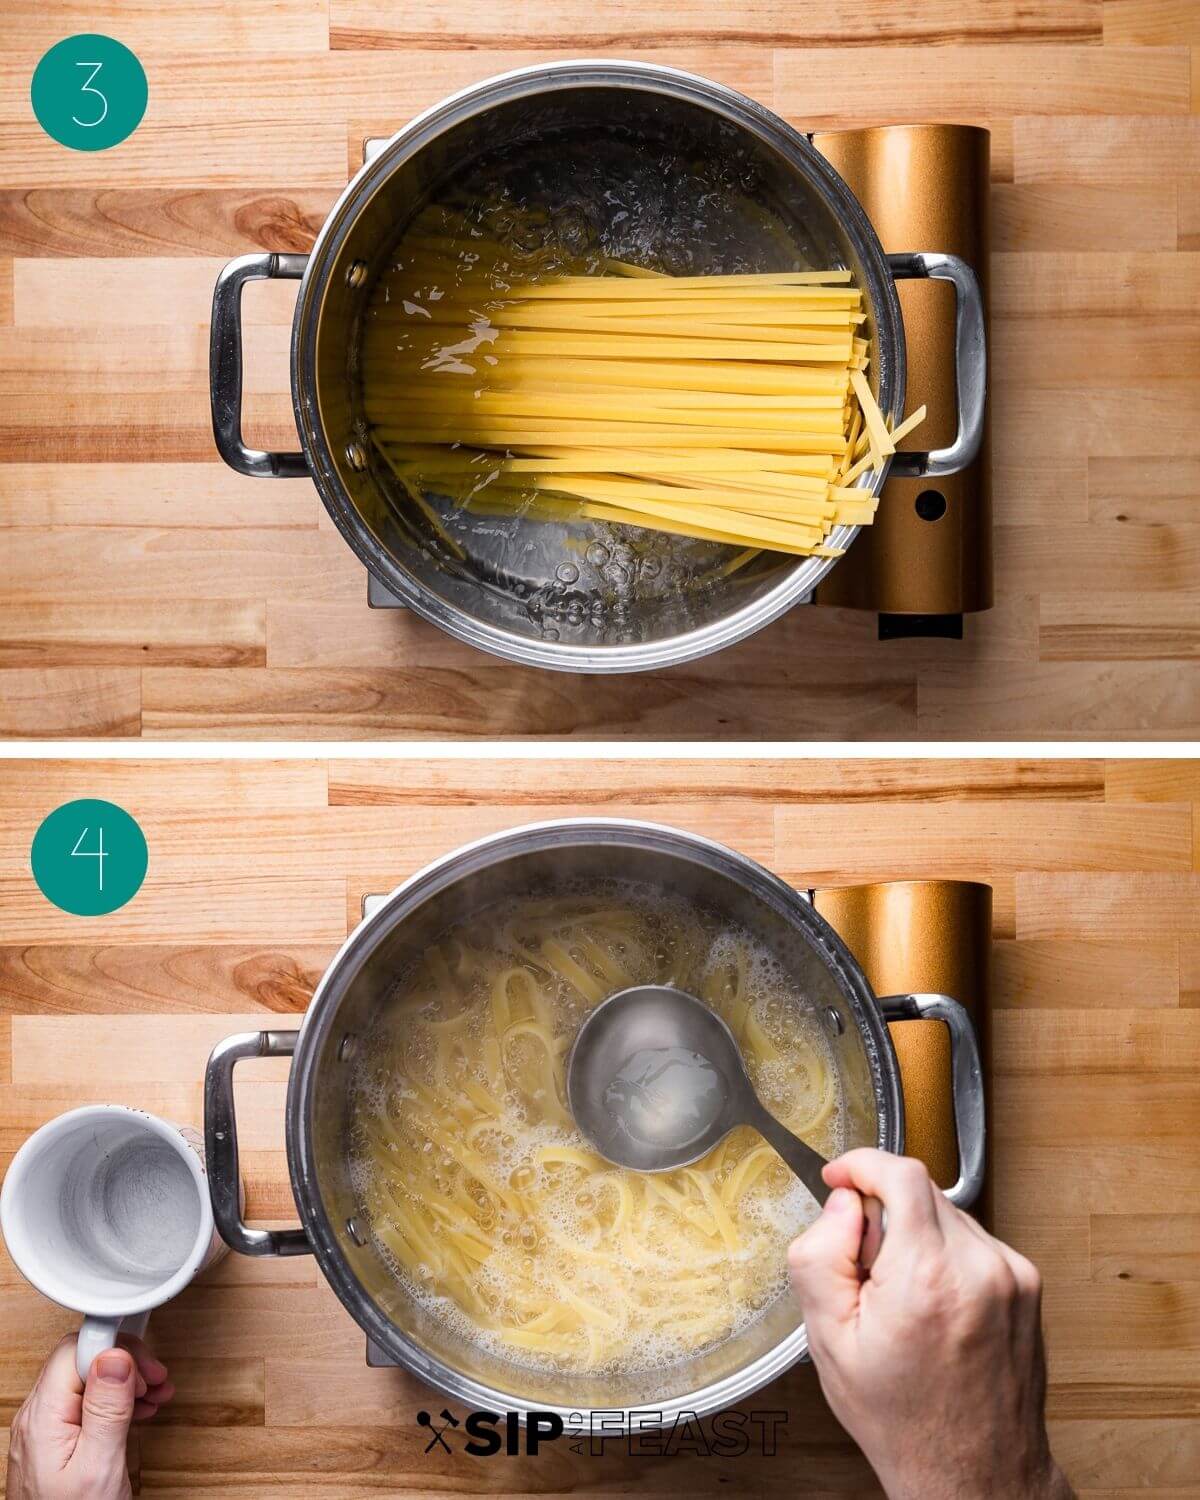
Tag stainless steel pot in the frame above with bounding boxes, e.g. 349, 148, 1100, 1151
204, 820, 985, 1425
209, 62, 986, 672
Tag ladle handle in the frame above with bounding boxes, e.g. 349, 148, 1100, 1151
744, 1100, 830, 1209
747, 1101, 885, 1273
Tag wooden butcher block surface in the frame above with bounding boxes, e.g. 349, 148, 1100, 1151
1, 756, 1198, 1494
1, 1, 1199, 739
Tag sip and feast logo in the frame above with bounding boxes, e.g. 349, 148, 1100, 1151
417, 1407, 787, 1457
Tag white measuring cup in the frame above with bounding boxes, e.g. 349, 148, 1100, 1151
0, 1106, 224, 1379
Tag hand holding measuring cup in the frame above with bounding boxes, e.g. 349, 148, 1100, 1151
7, 1333, 173, 1500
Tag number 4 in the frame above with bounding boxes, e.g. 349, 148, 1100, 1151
71, 826, 107, 891
72, 62, 108, 129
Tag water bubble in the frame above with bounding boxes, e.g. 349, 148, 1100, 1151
556, 562, 580, 584
586, 542, 610, 568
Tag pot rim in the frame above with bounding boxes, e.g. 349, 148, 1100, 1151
289, 59, 907, 673
285, 817, 904, 1426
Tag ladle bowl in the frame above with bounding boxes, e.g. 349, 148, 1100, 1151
566, 983, 832, 1208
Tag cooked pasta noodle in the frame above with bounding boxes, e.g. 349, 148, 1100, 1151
349, 883, 842, 1375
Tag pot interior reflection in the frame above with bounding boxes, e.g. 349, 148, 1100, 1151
296, 828, 889, 1416
304, 74, 898, 664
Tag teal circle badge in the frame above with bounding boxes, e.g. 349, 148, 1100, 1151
31, 799, 148, 916
31, 35, 147, 152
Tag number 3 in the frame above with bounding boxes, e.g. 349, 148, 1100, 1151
72, 61, 108, 128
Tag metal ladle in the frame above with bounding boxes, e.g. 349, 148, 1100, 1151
566, 984, 884, 1261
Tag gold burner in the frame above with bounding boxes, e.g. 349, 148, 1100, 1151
813, 124, 993, 624
815, 879, 993, 1226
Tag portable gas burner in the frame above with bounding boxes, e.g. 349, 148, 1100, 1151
358, 875, 993, 1368
811, 126, 992, 637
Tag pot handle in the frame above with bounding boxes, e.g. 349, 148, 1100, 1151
877, 992, 986, 1211
885, 252, 986, 480
204, 1030, 312, 1256
210, 253, 310, 478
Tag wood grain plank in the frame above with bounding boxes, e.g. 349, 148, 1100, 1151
0, 668, 139, 737
994, 317, 1200, 387
991, 938, 1180, 1008
1091, 1214, 1200, 1281
1181, 176, 1200, 248
0, 463, 321, 529
140, 660, 920, 740
0, 324, 291, 395
0, 600, 267, 667
0, 392, 299, 463
991, 250, 1200, 315
1105, 759, 1200, 801
329, 757, 1103, 804
0, 759, 328, 813
1015, 872, 1200, 937
329, 0, 1103, 47
0, 189, 336, 259
2, 2, 330, 54
0, 803, 777, 881
0, 1082, 291, 1155
993, 455, 1090, 524
1184, 937, 1200, 1006
136, 1419, 875, 1494
11, 1016, 300, 1085
0, 944, 333, 1016
0, 944, 316, 1022
1, 49, 775, 130
0, 875, 346, 944
993, 387, 1200, 460
995, 1007, 1200, 1073
919, 660, 1200, 739
1087, 457, 1200, 525
267, 593, 1040, 671
2, 528, 361, 604
0, 258, 11, 322
1014, 114, 1200, 183
998, 525, 1200, 595
991, 183, 1178, 251
775, 46, 1191, 123
775, 802, 1193, 876
1049, 1419, 1200, 1490
0, 126, 348, 192
12, 258, 300, 327
994, 1076, 1200, 1142
1103, 0, 1200, 43
1040, 592, 1200, 661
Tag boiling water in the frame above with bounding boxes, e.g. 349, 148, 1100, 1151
348, 882, 844, 1376
358, 121, 826, 644
603, 1045, 725, 1152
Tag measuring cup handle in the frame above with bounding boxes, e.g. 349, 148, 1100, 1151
74, 1311, 150, 1382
